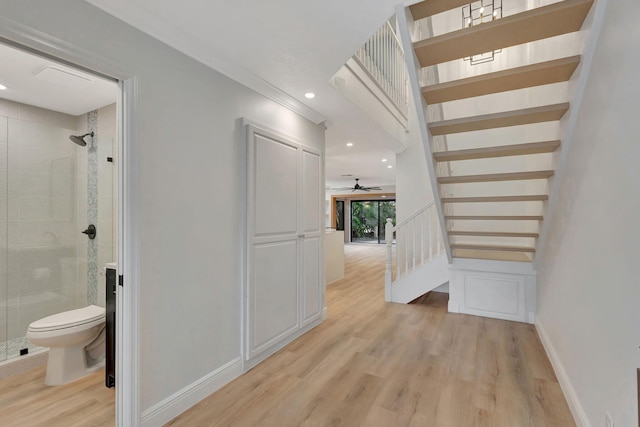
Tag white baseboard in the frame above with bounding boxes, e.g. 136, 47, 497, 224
141, 357, 242, 426
535, 316, 591, 427
322, 306, 328, 320
448, 300, 459, 313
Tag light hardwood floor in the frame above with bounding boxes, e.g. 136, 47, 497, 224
168, 244, 575, 427
0, 365, 114, 426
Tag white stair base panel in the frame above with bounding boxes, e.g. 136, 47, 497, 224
391, 255, 450, 304
448, 258, 537, 324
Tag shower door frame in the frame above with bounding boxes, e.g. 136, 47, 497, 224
0, 19, 141, 427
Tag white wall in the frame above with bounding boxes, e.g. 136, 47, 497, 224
536, 1, 640, 425
0, 0, 325, 415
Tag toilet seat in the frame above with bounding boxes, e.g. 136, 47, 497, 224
28, 305, 105, 332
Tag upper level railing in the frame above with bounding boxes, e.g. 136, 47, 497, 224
354, 21, 409, 118
384, 201, 445, 300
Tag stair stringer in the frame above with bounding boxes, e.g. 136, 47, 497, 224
396, 5, 452, 263
390, 255, 449, 303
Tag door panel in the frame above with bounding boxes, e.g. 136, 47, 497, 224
250, 240, 299, 357
245, 123, 323, 367
302, 150, 320, 233
302, 236, 321, 325
254, 134, 298, 236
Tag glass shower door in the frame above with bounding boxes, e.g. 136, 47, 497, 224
4, 117, 80, 359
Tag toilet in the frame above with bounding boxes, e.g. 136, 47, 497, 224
26, 305, 106, 386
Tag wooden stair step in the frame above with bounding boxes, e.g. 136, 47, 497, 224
438, 170, 554, 184
451, 244, 536, 253
448, 231, 540, 238
414, 0, 594, 67
428, 103, 569, 135
410, 0, 471, 21
422, 56, 581, 104
442, 195, 548, 203
433, 141, 561, 162
453, 249, 532, 262
446, 215, 543, 221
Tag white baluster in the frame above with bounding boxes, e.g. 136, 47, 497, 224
385, 218, 393, 301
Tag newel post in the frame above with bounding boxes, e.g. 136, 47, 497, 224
385, 218, 393, 302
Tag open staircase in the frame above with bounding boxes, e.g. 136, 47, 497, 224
396, 0, 595, 263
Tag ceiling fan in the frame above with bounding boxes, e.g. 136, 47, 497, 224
335, 178, 382, 192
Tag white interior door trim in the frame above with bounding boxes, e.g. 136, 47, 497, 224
0, 18, 141, 427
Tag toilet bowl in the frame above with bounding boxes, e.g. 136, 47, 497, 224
26, 305, 106, 386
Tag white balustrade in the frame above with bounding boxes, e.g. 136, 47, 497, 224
384, 202, 446, 301
354, 21, 409, 118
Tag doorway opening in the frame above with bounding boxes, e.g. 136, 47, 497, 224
350, 199, 396, 244
0, 41, 123, 425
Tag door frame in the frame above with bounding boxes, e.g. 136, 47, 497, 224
0, 17, 141, 426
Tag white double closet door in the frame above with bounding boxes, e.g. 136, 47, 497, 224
244, 123, 324, 369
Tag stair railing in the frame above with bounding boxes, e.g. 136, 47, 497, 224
385, 201, 445, 301
354, 21, 409, 118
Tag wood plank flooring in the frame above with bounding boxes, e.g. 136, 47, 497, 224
168, 244, 575, 427
0, 365, 114, 426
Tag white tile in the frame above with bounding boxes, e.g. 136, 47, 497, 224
17, 105, 77, 131
50, 156, 75, 175
98, 197, 113, 221
0, 116, 7, 144
97, 220, 113, 245
0, 143, 7, 169
15, 172, 48, 196
19, 196, 50, 221
7, 170, 19, 195
51, 173, 75, 197
52, 197, 75, 221
7, 145, 18, 171
7, 195, 18, 220
7, 221, 19, 246
98, 173, 113, 197
0, 197, 5, 221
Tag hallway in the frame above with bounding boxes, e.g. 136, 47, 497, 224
168, 244, 574, 426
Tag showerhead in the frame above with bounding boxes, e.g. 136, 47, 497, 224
69, 132, 94, 146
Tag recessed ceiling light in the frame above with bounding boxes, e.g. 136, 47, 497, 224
381, 158, 387, 162
0, 84, 7, 90
382, 195, 387, 198
346, 142, 353, 147
387, 165, 393, 169
304, 92, 315, 99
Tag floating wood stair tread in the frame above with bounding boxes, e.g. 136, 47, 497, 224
453, 249, 532, 262
448, 231, 540, 238
433, 141, 561, 162
451, 244, 536, 253
414, 0, 594, 67
438, 170, 554, 184
442, 195, 549, 203
410, 0, 471, 20
428, 103, 569, 135
446, 215, 544, 221
422, 56, 581, 104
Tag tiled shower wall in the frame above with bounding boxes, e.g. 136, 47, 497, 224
0, 99, 80, 359
0, 99, 116, 361
78, 104, 116, 308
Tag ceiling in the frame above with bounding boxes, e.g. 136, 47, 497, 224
0, 43, 118, 116
84, 0, 405, 189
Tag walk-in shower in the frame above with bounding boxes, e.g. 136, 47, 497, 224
0, 106, 115, 364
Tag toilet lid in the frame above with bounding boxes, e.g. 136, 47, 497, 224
29, 305, 105, 331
